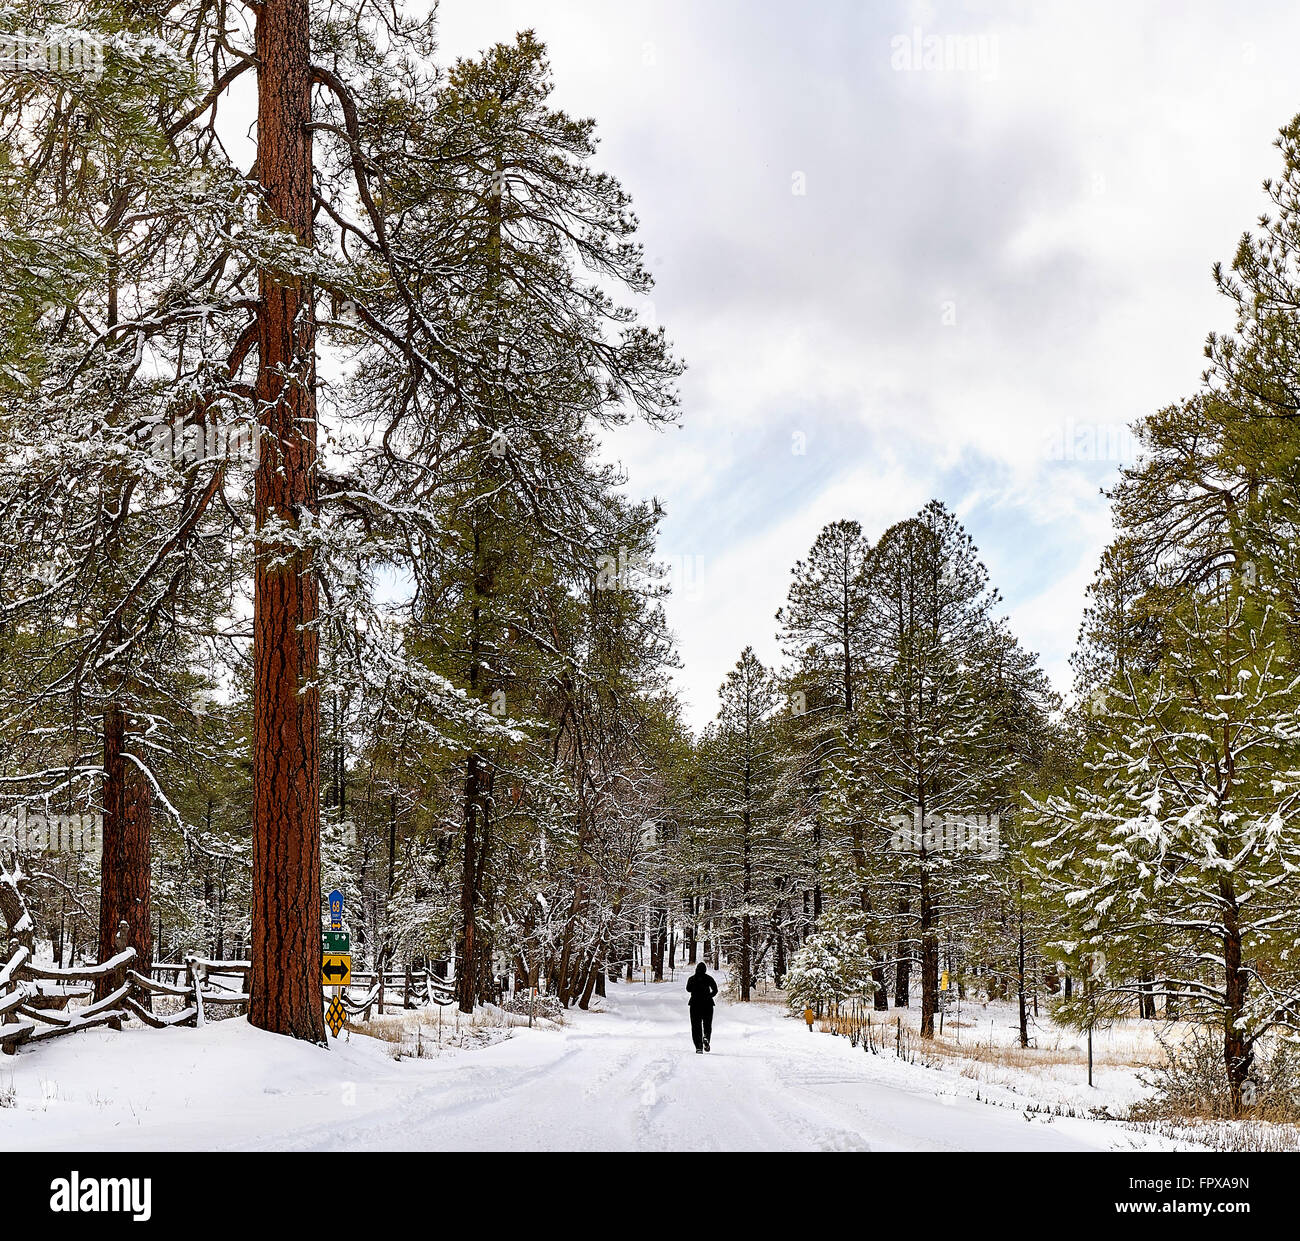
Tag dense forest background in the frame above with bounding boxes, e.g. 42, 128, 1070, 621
4, 0, 1300, 1117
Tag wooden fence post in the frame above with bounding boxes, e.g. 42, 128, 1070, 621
185, 955, 207, 1028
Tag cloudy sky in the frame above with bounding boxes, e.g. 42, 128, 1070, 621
439, 0, 1300, 730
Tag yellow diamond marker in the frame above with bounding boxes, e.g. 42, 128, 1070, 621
325, 995, 346, 1037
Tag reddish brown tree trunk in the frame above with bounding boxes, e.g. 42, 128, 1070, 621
249, 0, 325, 1042
97, 703, 152, 1000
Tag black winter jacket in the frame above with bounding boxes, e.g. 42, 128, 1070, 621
686, 970, 718, 1008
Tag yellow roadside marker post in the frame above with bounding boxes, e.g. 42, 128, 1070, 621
324, 888, 348, 1037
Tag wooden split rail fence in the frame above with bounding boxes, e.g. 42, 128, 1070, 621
0, 941, 137, 1054
334, 967, 456, 1020
1, 952, 456, 1052
1, 855, 454, 1052
127, 958, 252, 1029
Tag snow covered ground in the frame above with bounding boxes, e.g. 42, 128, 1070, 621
842, 994, 1172, 1118
0, 977, 1193, 1151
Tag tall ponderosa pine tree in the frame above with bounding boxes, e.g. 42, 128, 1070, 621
1029, 571, 1300, 1111
353, 33, 680, 1009
820, 501, 1043, 1035
701, 648, 783, 1001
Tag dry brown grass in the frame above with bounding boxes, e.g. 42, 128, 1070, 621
926, 1031, 1164, 1074
343, 1002, 563, 1057
812, 1007, 1172, 1082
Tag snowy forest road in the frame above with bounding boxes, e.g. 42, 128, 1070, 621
3, 977, 1147, 1151
255, 980, 1127, 1152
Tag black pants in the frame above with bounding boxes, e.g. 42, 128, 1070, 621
690, 1004, 713, 1050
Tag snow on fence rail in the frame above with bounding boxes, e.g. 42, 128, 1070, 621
2, 951, 457, 1049
132, 961, 456, 1025
1, 861, 138, 1054
128, 961, 457, 1027
3, 858, 455, 1052
333, 967, 456, 1020
129, 959, 252, 1028
0, 943, 135, 1054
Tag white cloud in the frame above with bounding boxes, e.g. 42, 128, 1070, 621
438, 0, 1300, 728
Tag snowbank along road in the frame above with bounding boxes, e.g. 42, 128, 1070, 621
1, 976, 1167, 1151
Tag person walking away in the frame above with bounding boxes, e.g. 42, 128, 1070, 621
686, 961, 718, 1053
